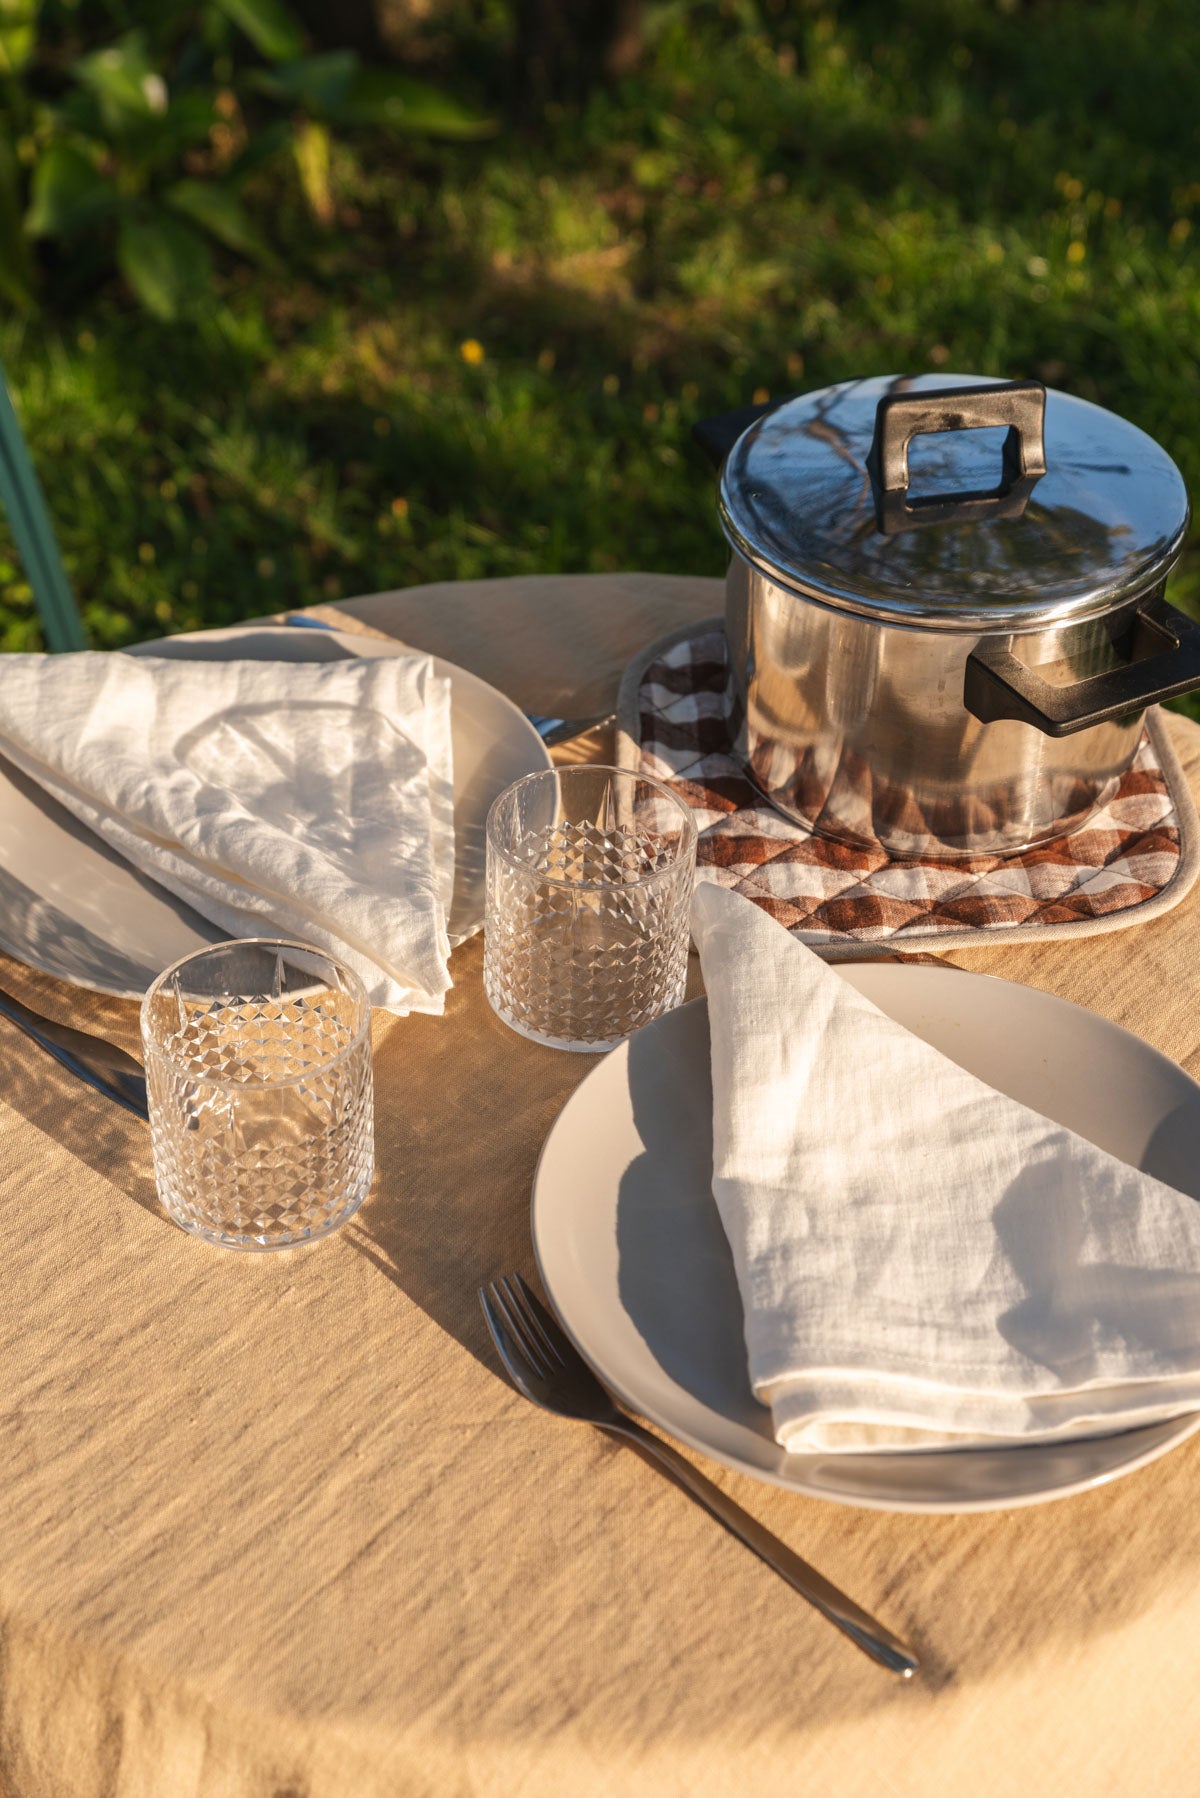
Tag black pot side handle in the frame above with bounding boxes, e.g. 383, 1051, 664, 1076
691, 396, 795, 468
964, 593, 1200, 737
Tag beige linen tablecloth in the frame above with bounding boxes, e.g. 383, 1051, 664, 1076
3, 574, 1200, 1797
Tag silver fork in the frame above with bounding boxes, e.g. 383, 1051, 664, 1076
480, 1273, 919, 1678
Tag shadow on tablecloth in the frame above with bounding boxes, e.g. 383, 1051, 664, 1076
331, 937, 1200, 1715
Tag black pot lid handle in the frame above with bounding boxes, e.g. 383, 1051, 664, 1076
867, 379, 1047, 534
964, 592, 1200, 737
714, 373, 1191, 632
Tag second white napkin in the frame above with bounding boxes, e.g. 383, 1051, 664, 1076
0, 650, 454, 1014
692, 880, 1200, 1453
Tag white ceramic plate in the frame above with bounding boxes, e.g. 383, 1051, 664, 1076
532, 968, 1200, 1514
0, 624, 551, 997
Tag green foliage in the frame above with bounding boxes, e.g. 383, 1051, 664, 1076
212, 0, 303, 63
0, 0, 1196, 734
74, 31, 169, 133
252, 50, 498, 139
255, 50, 359, 113
0, 133, 29, 305
2, 0, 494, 318
254, 52, 498, 138
165, 177, 271, 261
0, 0, 36, 76
116, 210, 212, 318
26, 141, 114, 237
339, 67, 498, 138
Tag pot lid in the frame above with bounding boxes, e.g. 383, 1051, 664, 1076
718, 373, 1190, 631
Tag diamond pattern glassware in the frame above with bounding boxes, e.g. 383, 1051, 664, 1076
484, 765, 698, 1051
141, 940, 374, 1250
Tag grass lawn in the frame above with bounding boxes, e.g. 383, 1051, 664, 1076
2, 0, 1198, 710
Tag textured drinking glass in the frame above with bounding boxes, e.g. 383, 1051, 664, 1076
484, 765, 698, 1051
141, 940, 374, 1250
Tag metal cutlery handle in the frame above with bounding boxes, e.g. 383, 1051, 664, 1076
483, 1273, 919, 1678
525, 709, 615, 747
0, 986, 149, 1119
602, 1414, 918, 1677
282, 611, 614, 748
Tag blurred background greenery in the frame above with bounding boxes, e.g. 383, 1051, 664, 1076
0, 0, 1197, 715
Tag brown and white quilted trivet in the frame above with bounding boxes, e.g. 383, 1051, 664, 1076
617, 618, 1200, 956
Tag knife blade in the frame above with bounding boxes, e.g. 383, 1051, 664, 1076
0, 985, 149, 1119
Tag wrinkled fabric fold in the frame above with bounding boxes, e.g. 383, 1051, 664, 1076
691, 881, 1200, 1452
0, 650, 454, 1013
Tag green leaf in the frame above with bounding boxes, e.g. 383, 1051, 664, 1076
291, 116, 332, 223
26, 142, 116, 238
213, 0, 304, 62
51, 88, 107, 139
229, 114, 291, 181
0, 0, 38, 78
74, 33, 168, 135
116, 211, 212, 319
257, 57, 495, 138
0, 134, 31, 305
149, 89, 219, 161
167, 179, 271, 261
255, 50, 357, 115
336, 69, 496, 139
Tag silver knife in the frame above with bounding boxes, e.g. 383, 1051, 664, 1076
0, 985, 148, 1119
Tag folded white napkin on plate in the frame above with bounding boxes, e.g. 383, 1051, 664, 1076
0, 650, 454, 1014
691, 880, 1200, 1453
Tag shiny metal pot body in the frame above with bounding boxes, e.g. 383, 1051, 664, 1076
725, 552, 1147, 860
707, 374, 1199, 861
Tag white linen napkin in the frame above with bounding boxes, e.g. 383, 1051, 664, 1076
691, 880, 1200, 1453
0, 650, 454, 1014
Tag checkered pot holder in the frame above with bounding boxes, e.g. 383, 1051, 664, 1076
616, 618, 1200, 956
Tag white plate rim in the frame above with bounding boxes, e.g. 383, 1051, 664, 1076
0, 621, 552, 996
141, 624, 554, 950
531, 972, 1200, 1515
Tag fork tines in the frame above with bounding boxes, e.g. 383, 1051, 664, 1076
487, 1272, 564, 1376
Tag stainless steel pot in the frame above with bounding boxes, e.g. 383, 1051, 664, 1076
698, 374, 1200, 859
